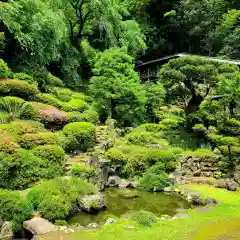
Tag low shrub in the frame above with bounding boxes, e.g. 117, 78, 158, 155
0, 189, 33, 231
18, 132, 61, 149
27, 178, 96, 221
0, 130, 20, 153
131, 211, 157, 227
0, 111, 9, 123
63, 122, 96, 151
47, 87, 72, 102
35, 93, 61, 108
138, 123, 167, 132
0, 149, 46, 189
67, 109, 99, 124
32, 145, 67, 178
0, 58, 10, 78
46, 73, 64, 87
0, 79, 39, 99
160, 118, 183, 129
104, 147, 126, 165
208, 133, 239, 146
137, 165, 171, 192
60, 99, 88, 112
72, 163, 97, 181
13, 73, 35, 84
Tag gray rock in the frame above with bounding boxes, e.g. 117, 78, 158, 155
0, 221, 13, 240
105, 218, 116, 224
108, 176, 120, 187
118, 179, 131, 189
78, 193, 106, 212
125, 225, 135, 230
187, 191, 204, 205
205, 197, 217, 205
193, 169, 201, 177
227, 181, 238, 191
172, 213, 191, 220
23, 217, 56, 235
86, 223, 100, 229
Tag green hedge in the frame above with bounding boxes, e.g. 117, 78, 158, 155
27, 178, 96, 221
18, 132, 61, 149
0, 189, 33, 231
0, 79, 39, 99
0, 149, 46, 189
63, 122, 96, 151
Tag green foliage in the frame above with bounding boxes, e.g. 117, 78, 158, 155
138, 170, 170, 192
27, 178, 96, 221
60, 99, 88, 112
0, 96, 34, 120
13, 72, 35, 83
63, 122, 96, 151
131, 210, 157, 227
89, 48, 147, 126
18, 132, 61, 149
182, 148, 216, 157
208, 134, 239, 146
0, 111, 9, 123
0, 149, 45, 189
67, 109, 99, 124
0, 130, 20, 153
35, 93, 62, 108
0, 189, 33, 231
46, 73, 64, 87
0, 58, 9, 78
138, 123, 167, 132
0, 79, 40, 99
72, 163, 97, 181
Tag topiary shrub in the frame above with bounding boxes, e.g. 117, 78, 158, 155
47, 87, 72, 102
27, 178, 96, 221
63, 122, 96, 151
0, 149, 45, 189
72, 163, 97, 181
35, 93, 61, 108
0, 189, 33, 231
0, 58, 10, 78
29, 102, 69, 125
0, 79, 39, 99
18, 132, 61, 149
46, 73, 64, 87
131, 211, 157, 227
32, 145, 67, 179
13, 72, 35, 84
60, 99, 88, 112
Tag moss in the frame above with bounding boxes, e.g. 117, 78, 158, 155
18, 132, 61, 149
0, 79, 40, 99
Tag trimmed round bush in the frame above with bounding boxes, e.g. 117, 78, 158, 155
60, 99, 88, 112
72, 163, 97, 181
63, 122, 96, 151
131, 211, 157, 227
47, 87, 72, 102
32, 145, 67, 178
27, 178, 96, 221
35, 93, 61, 108
0, 58, 10, 78
0, 79, 40, 99
46, 73, 64, 87
18, 132, 61, 149
0, 149, 46, 189
0, 130, 20, 153
67, 109, 99, 124
0, 189, 33, 231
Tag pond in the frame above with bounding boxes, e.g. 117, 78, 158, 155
68, 188, 190, 226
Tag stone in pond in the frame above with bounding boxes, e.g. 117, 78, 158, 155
118, 179, 131, 189
187, 191, 204, 205
0, 221, 13, 240
118, 189, 139, 199
78, 193, 106, 213
86, 223, 100, 229
105, 218, 116, 224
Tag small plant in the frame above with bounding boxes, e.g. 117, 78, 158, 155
0, 96, 34, 121
131, 210, 157, 227
0, 58, 10, 78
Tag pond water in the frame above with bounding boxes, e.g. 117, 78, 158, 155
67, 188, 190, 226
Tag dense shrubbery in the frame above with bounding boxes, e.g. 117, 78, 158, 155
0, 149, 45, 189
67, 109, 99, 124
0, 58, 10, 78
27, 178, 96, 221
46, 73, 64, 87
72, 163, 97, 181
18, 132, 61, 149
0, 189, 33, 231
0, 79, 39, 99
63, 122, 96, 151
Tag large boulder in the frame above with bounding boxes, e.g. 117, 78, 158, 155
0, 221, 13, 240
23, 217, 56, 236
78, 193, 106, 213
186, 191, 205, 205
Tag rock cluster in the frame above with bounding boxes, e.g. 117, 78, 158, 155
180, 155, 220, 178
